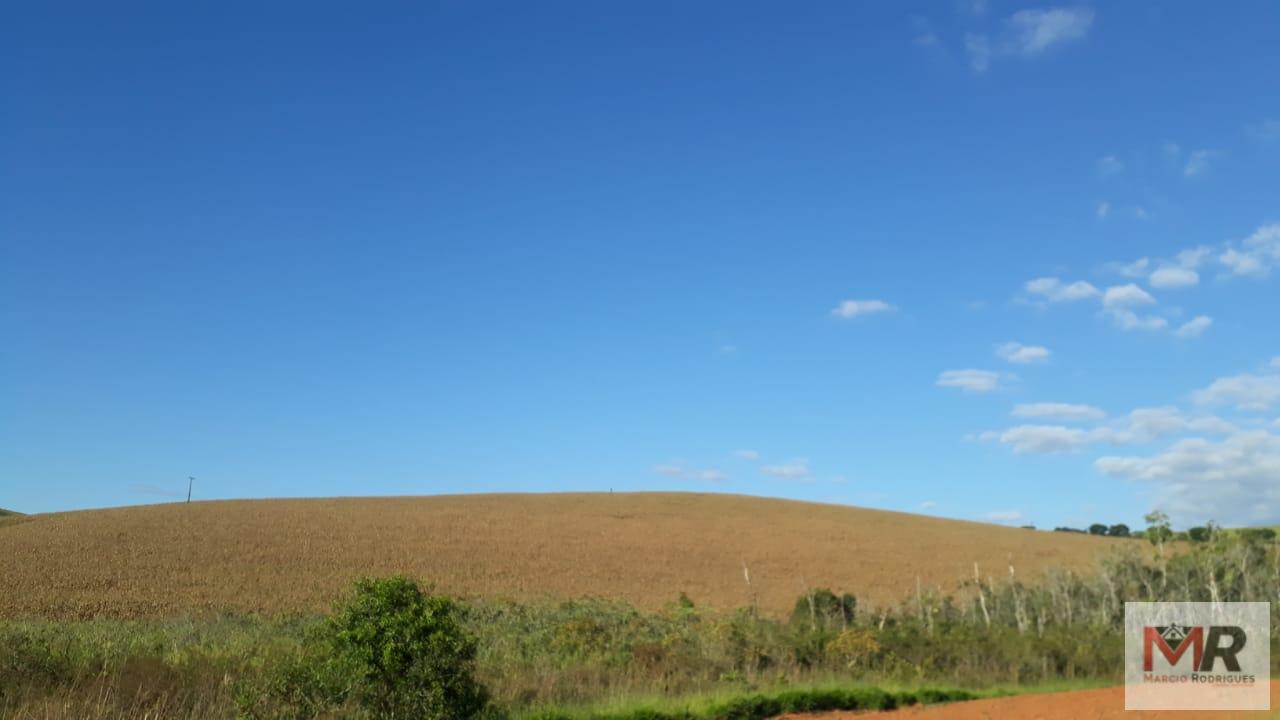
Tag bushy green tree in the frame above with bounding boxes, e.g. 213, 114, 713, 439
329, 576, 490, 720
1108, 523, 1130, 538
790, 589, 856, 631
1088, 523, 1108, 536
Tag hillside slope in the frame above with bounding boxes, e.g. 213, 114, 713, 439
0, 493, 1133, 619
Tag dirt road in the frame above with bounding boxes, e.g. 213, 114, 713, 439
781, 682, 1280, 719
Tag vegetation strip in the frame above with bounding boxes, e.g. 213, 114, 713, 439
523, 687, 981, 720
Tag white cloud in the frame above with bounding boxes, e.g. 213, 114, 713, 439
985, 509, 1025, 523
1096, 201, 1111, 219
988, 406, 1235, 455
1102, 283, 1156, 308
937, 369, 1003, 393
1093, 406, 1236, 445
1183, 149, 1218, 177
966, 6, 1093, 73
1114, 257, 1150, 278
761, 461, 810, 480
919, 500, 938, 510
1248, 118, 1280, 144
831, 299, 896, 319
1149, 266, 1199, 289
996, 342, 1050, 364
1012, 402, 1106, 422
655, 462, 729, 483
734, 449, 760, 462
1096, 431, 1280, 525
1025, 276, 1101, 302
1194, 371, 1280, 412
1176, 246, 1213, 269
911, 15, 939, 46
996, 425, 1092, 454
1175, 315, 1212, 338
1219, 223, 1280, 277
1107, 309, 1168, 331
965, 33, 992, 72
1007, 7, 1095, 54
1096, 155, 1123, 176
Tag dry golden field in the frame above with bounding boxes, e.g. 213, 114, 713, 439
0, 492, 1132, 620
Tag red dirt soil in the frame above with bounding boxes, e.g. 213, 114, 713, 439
781, 682, 1280, 719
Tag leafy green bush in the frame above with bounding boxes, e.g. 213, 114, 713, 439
329, 576, 492, 720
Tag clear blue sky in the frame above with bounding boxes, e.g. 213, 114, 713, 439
3, 1, 1279, 527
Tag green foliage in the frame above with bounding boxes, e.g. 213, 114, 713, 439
789, 589, 856, 631
1187, 526, 1210, 542
328, 576, 491, 720
1087, 524, 1107, 536
1238, 527, 1277, 544
1107, 524, 1130, 538
520, 686, 976, 720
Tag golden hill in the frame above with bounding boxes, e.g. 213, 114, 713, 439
0, 493, 1132, 619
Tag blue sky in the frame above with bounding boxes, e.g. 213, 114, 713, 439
3, 2, 1279, 526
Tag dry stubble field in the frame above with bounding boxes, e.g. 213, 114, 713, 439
0, 492, 1131, 619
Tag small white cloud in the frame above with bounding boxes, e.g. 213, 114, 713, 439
919, 500, 938, 510
1194, 371, 1280, 412
734, 449, 760, 462
831, 299, 896, 319
1219, 223, 1280, 278
653, 463, 687, 478
1025, 276, 1101, 302
1183, 149, 1218, 177
1114, 257, 1150, 278
1175, 315, 1213, 339
1248, 118, 1280, 144
996, 425, 1092, 454
996, 342, 1050, 364
986, 509, 1025, 523
761, 461, 810, 480
698, 469, 728, 483
1175, 246, 1213, 269
910, 15, 939, 46
1108, 309, 1168, 331
1007, 7, 1095, 54
965, 33, 992, 72
1134, 206, 1149, 220
1149, 266, 1199, 289
937, 369, 1004, 393
655, 462, 729, 483
1096, 201, 1111, 219
1012, 402, 1106, 422
1096, 155, 1123, 176
1103, 283, 1156, 308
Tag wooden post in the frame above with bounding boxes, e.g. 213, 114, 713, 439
187, 476, 194, 504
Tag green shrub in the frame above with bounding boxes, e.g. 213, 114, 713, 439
329, 576, 492, 720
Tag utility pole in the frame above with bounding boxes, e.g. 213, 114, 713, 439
187, 476, 194, 504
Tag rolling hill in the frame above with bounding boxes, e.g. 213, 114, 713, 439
0, 492, 1135, 620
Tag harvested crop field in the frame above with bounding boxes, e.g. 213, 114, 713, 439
785, 682, 1280, 718
0, 492, 1132, 620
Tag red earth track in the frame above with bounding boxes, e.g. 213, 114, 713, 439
780, 681, 1280, 719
